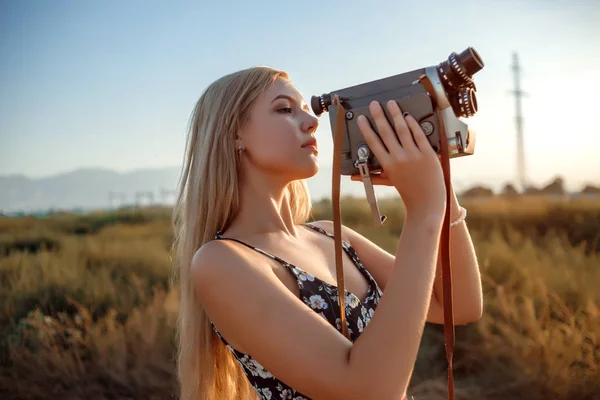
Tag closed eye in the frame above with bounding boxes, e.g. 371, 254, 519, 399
278, 107, 293, 114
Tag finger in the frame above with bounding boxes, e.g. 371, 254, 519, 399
369, 101, 404, 157
386, 100, 418, 153
357, 114, 391, 165
404, 113, 434, 154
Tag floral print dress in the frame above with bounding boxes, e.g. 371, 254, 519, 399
211, 223, 408, 400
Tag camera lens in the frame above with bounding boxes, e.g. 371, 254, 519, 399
311, 93, 331, 116
458, 47, 484, 76
437, 47, 484, 90
450, 87, 478, 118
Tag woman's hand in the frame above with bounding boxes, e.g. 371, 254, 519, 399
354, 100, 447, 216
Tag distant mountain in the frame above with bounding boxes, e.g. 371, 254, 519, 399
0, 165, 387, 213
0, 167, 183, 213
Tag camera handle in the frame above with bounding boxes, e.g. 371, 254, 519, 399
355, 146, 387, 226
330, 94, 456, 400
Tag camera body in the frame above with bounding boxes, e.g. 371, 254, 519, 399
311, 47, 484, 176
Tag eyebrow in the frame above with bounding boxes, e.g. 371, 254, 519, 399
271, 94, 310, 111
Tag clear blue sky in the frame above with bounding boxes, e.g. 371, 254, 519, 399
1, 0, 599, 193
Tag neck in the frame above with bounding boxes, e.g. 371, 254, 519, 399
224, 166, 301, 240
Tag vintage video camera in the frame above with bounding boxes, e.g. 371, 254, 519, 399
311, 47, 484, 224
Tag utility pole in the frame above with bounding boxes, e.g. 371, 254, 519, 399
159, 188, 177, 205
135, 191, 155, 208
511, 52, 528, 192
108, 191, 126, 209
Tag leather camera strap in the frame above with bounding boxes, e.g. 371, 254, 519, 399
435, 101, 456, 400
331, 95, 455, 400
332, 94, 350, 340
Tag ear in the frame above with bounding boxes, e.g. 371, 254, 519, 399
235, 135, 243, 147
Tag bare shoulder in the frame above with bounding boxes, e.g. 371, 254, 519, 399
190, 238, 361, 400
191, 239, 255, 286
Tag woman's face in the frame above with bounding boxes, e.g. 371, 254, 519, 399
241, 77, 320, 182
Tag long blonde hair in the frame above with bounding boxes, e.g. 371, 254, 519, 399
171, 66, 314, 400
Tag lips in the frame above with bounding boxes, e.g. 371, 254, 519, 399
301, 137, 318, 149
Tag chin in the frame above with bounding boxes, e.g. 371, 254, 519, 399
294, 161, 319, 180
305, 158, 320, 177
305, 167, 319, 179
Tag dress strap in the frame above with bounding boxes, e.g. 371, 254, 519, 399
214, 231, 292, 267
303, 222, 352, 251
302, 222, 336, 239
214, 223, 344, 261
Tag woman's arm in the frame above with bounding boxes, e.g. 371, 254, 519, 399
192, 211, 445, 400
429, 187, 483, 323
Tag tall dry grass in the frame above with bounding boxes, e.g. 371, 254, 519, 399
0, 197, 598, 399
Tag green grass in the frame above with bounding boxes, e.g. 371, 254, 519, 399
0, 196, 598, 399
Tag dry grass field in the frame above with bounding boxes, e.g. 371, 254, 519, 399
1, 195, 598, 399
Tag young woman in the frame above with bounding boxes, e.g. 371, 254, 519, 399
171, 66, 482, 400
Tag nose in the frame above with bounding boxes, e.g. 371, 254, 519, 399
301, 111, 319, 133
